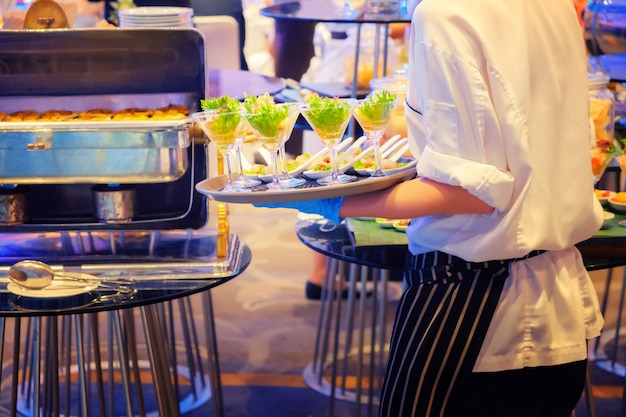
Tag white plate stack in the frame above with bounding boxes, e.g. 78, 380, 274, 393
119, 6, 194, 28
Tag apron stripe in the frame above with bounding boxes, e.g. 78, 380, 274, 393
380, 251, 542, 417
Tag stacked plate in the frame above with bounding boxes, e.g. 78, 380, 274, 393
119, 6, 194, 28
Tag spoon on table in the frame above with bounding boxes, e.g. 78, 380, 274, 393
8, 260, 134, 293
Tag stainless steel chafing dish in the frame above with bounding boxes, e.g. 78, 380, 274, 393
0, 93, 194, 184
0, 28, 209, 231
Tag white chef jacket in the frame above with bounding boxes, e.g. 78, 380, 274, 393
404, 0, 605, 372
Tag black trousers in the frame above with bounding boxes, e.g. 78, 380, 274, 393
380, 250, 584, 417
457, 360, 587, 417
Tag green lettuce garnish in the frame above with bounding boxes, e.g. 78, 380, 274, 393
199, 95, 242, 135
242, 93, 289, 138
355, 90, 397, 121
303, 95, 353, 138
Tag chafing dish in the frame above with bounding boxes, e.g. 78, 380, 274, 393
0, 28, 209, 231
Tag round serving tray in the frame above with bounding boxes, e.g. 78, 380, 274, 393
195, 169, 417, 204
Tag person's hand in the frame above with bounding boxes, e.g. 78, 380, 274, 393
253, 196, 345, 224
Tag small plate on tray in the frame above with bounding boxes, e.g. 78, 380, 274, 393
305, 136, 410, 180
196, 168, 417, 204
250, 137, 362, 183
353, 158, 418, 177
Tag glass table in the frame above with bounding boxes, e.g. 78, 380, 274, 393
294, 215, 626, 417
0, 229, 250, 417
260, 0, 412, 99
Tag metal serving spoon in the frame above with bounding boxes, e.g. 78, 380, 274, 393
8, 260, 134, 292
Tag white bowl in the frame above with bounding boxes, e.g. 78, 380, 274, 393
602, 211, 616, 229
302, 168, 331, 180
608, 197, 626, 214
392, 219, 409, 232
375, 218, 396, 229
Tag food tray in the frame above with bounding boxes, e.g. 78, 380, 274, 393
195, 168, 417, 204
0, 93, 196, 184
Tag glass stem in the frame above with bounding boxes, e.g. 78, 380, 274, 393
223, 151, 234, 185
271, 149, 281, 187
235, 143, 245, 180
279, 144, 289, 176
372, 133, 384, 176
329, 144, 339, 182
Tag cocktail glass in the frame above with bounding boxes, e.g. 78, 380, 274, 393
353, 92, 398, 177
192, 109, 245, 192
278, 144, 307, 188
301, 97, 357, 185
242, 101, 302, 191
232, 121, 262, 188
591, 145, 616, 186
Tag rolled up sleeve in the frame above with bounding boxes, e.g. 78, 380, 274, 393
417, 146, 514, 211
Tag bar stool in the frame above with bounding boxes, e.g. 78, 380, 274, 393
0, 290, 224, 417
303, 257, 395, 417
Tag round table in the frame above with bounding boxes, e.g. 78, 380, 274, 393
260, 0, 411, 100
0, 229, 250, 417
294, 216, 626, 417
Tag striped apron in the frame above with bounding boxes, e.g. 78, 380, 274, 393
379, 250, 546, 417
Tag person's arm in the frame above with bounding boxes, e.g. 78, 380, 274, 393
340, 176, 494, 220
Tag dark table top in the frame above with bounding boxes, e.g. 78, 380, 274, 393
205, 69, 286, 100
295, 215, 626, 273
260, 0, 412, 24
0, 230, 251, 317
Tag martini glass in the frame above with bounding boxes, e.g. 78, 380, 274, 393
277, 144, 307, 188
232, 120, 262, 188
301, 97, 357, 185
353, 92, 398, 177
192, 109, 245, 192
242, 102, 302, 191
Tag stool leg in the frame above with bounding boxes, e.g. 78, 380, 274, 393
0, 317, 4, 398
340, 262, 360, 396
186, 295, 208, 395
73, 314, 90, 416
87, 313, 107, 417
177, 298, 200, 401
377, 269, 390, 399
122, 309, 148, 417
141, 304, 180, 417
112, 310, 141, 417
62, 315, 73, 417
328, 261, 348, 417
354, 265, 371, 416
10, 318, 20, 417
202, 289, 225, 417
315, 256, 339, 380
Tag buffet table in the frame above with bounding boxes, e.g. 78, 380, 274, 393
0, 229, 250, 417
